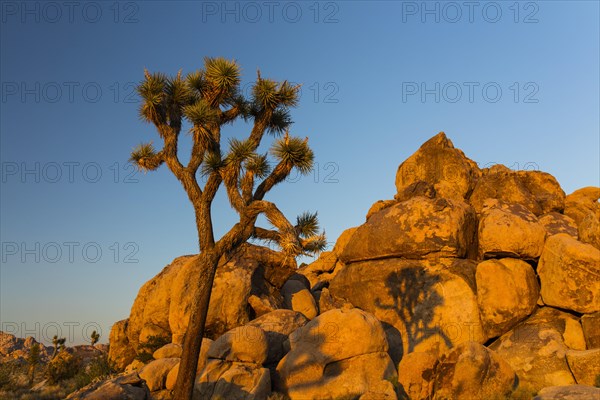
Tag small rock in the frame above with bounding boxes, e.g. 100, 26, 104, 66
432, 342, 517, 400
538, 234, 600, 314
534, 385, 600, 400
581, 312, 600, 349
397, 351, 438, 400
153, 343, 182, 359
476, 258, 539, 338
538, 212, 578, 238
165, 338, 212, 391
478, 200, 547, 259
194, 359, 271, 400
138, 357, 179, 392
281, 279, 318, 320
208, 325, 268, 365
566, 349, 600, 386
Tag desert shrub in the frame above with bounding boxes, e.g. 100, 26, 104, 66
595, 374, 600, 388
0, 363, 12, 388
135, 335, 170, 363
46, 351, 79, 384
73, 353, 116, 389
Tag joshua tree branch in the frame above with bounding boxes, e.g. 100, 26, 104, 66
254, 161, 292, 200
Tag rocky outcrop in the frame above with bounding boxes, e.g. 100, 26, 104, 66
153, 343, 182, 359
534, 385, 600, 400
193, 324, 272, 399
395, 132, 481, 199
169, 245, 296, 343
469, 165, 565, 216
581, 312, 600, 349
538, 234, 600, 314
340, 196, 478, 263
564, 187, 600, 225
0, 332, 52, 362
476, 258, 539, 338
66, 372, 150, 400
207, 325, 268, 365
566, 349, 600, 386
432, 342, 517, 400
477, 200, 547, 259
538, 211, 579, 238
246, 310, 308, 366
138, 358, 179, 392
280, 279, 318, 320
298, 251, 340, 289
194, 359, 271, 400
330, 258, 485, 357
109, 244, 296, 369
275, 308, 397, 399
164, 338, 213, 391
579, 209, 600, 249
102, 132, 599, 400
397, 351, 438, 400
489, 307, 585, 391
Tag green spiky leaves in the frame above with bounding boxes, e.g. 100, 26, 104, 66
271, 132, 314, 174
204, 57, 241, 94
186, 70, 209, 99
165, 71, 192, 108
138, 70, 167, 125
252, 73, 300, 111
245, 153, 271, 178
184, 99, 219, 127
277, 81, 300, 107
267, 108, 293, 135
200, 151, 224, 177
302, 233, 328, 254
130, 142, 162, 172
226, 138, 254, 165
296, 211, 320, 238
295, 211, 326, 255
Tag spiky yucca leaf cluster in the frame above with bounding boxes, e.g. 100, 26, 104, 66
302, 233, 328, 254
295, 211, 327, 255
278, 232, 302, 257
200, 151, 224, 177
226, 138, 254, 165
138, 71, 168, 126
267, 108, 293, 135
296, 211, 320, 238
252, 76, 300, 111
245, 153, 271, 178
130, 142, 161, 172
271, 133, 314, 174
183, 100, 220, 138
165, 71, 192, 109
204, 57, 241, 97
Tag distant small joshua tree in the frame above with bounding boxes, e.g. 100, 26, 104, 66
27, 343, 41, 386
90, 330, 100, 347
51, 335, 66, 359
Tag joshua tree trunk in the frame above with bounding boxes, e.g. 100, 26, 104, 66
28, 365, 35, 386
172, 249, 219, 399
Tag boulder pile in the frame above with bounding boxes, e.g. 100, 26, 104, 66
105, 132, 600, 400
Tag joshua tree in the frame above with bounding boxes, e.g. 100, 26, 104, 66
27, 343, 41, 386
90, 330, 100, 347
51, 335, 66, 360
130, 57, 326, 399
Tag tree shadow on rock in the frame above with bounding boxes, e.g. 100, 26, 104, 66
376, 265, 451, 353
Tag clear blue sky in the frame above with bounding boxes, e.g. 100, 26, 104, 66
1, 1, 598, 345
